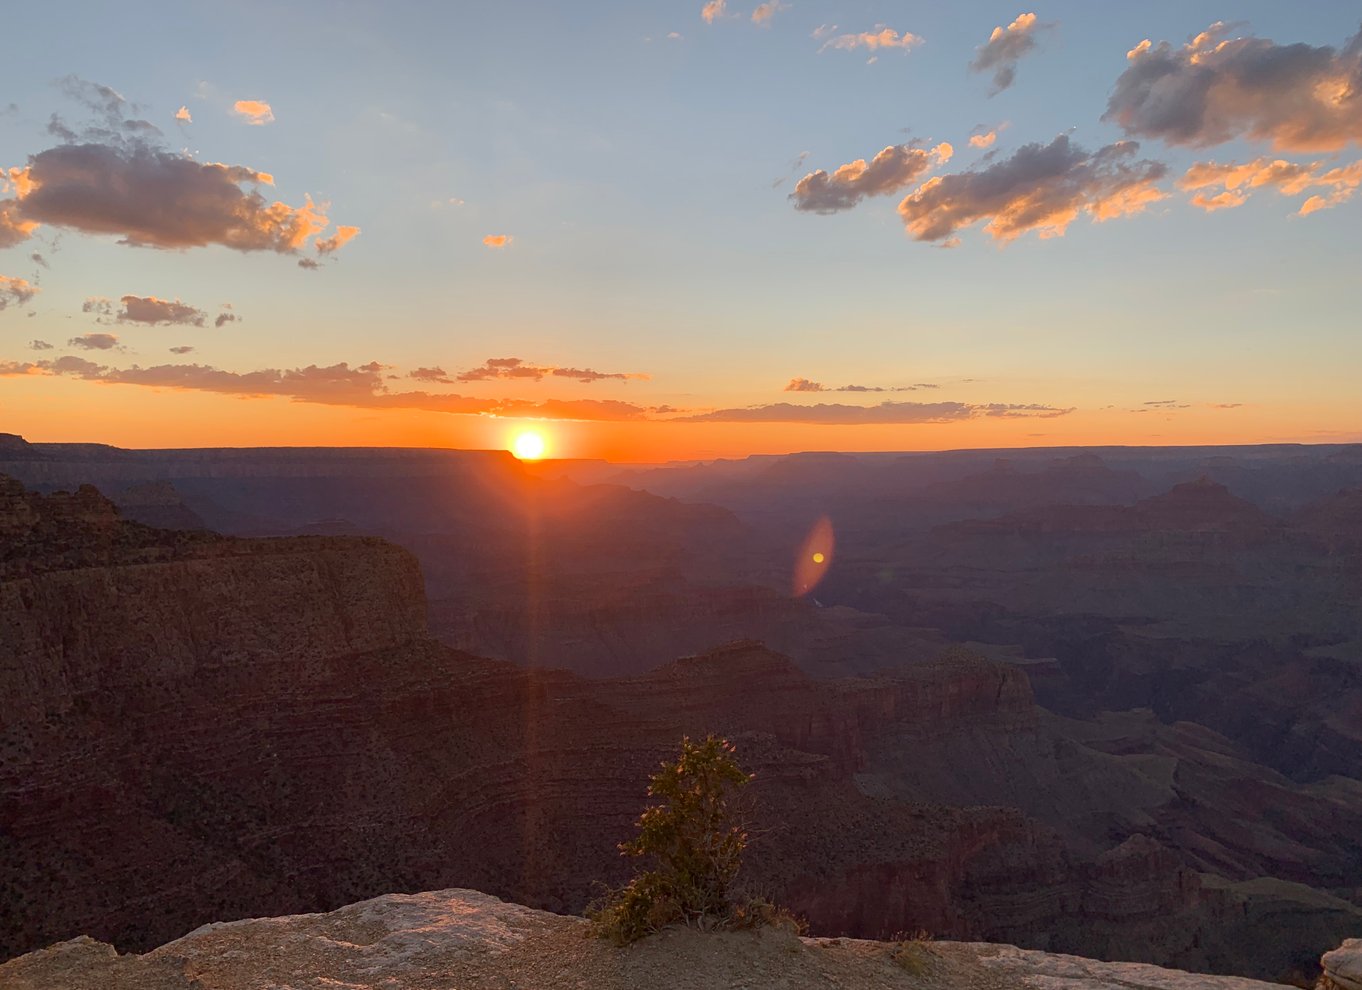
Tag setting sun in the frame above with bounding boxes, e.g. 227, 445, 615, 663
511, 430, 547, 461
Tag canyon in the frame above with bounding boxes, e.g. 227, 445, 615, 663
3, 464, 1361, 983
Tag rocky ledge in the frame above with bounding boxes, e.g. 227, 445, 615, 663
0, 888, 1303, 990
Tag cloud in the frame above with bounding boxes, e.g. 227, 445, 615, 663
0, 274, 38, 310
791, 143, 953, 213
1106, 23, 1362, 151
30, 339, 53, 350
30, 251, 48, 268
677, 400, 1072, 424
232, 100, 275, 126
214, 311, 238, 328
169, 345, 195, 354
410, 366, 454, 384
1178, 156, 1362, 214
455, 357, 648, 383
483, 234, 512, 248
298, 258, 321, 270
315, 225, 360, 255
970, 12, 1047, 94
896, 134, 1168, 244
819, 26, 921, 54
0, 357, 659, 421
6, 143, 345, 254
752, 0, 786, 26
970, 128, 998, 149
69, 332, 120, 350
783, 376, 936, 393
701, 0, 726, 24
0, 194, 40, 248
174, 106, 192, 124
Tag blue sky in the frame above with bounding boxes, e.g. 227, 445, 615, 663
1, 1, 1359, 458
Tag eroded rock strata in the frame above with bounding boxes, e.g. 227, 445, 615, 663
1, 477, 1357, 983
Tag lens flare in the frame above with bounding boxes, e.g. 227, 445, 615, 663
793, 515, 835, 597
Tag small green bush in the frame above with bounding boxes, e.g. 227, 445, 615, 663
590, 735, 796, 944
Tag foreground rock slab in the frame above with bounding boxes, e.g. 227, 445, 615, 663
0, 888, 1293, 990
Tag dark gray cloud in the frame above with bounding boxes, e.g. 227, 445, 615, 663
298, 258, 321, 270
29, 339, 53, 350
169, 345, 195, 354
791, 143, 952, 213
897, 134, 1168, 243
68, 332, 120, 350
677, 400, 1072, 424
1106, 23, 1362, 151
0, 275, 38, 310
970, 12, 1047, 94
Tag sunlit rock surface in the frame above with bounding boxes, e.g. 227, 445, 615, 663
0, 889, 1296, 990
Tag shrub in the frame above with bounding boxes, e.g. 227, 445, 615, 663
591, 735, 792, 944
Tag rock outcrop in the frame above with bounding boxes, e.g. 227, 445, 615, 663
0, 888, 1298, 990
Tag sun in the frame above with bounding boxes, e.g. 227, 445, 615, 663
511, 430, 547, 461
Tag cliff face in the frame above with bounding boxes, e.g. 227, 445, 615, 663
1, 477, 1356, 983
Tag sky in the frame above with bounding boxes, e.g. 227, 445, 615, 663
1, 1, 1360, 461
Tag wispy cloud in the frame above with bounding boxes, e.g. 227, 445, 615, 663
819, 26, 921, 54
232, 99, 275, 125
677, 400, 1072, 424
483, 234, 512, 248
0, 274, 38, 310
455, 357, 649, 384
783, 377, 939, 393
1107, 23, 1362, 151
1179, 157, 1362, 215
791, 143, 952, 213
174, 105, 192, 124
0, 357, 661, 421
701, 0, 727, 24
970, 12, 1047, 94
751, 0, 786, 27
897, 134, 1167, 244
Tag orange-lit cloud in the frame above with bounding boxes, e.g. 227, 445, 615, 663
0, 274, 38, 310
819, 26, 921, 54
970, 130, 998, 149
174, 106, 192, 123
0, 193, 39, 248
676, 400, 1072, 423
1107, 23, 1362, 151
791, 143, 952, 213
1179, 157, 1362, 215
896, 135, 1167, 244
971, 12, 1046, 94
232, 99, 275, 125
483, 234, 511, 248
315, 225, 360, 255
751, 0, 786, 26
5, 143, 345, 256
456, 356, 649, 383
701, 0, 726, 24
